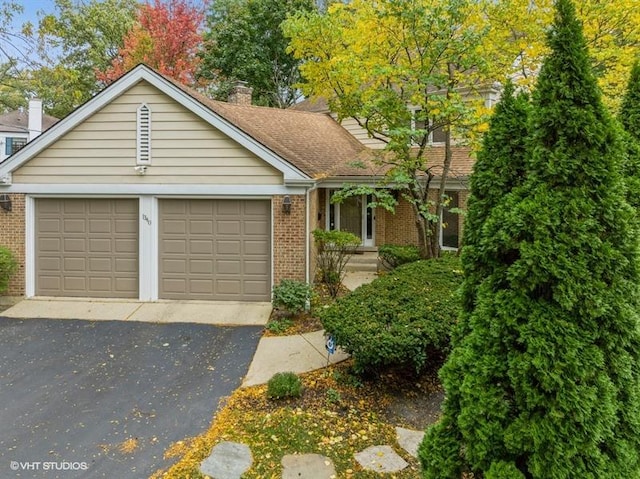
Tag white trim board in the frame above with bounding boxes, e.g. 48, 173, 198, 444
2, 183, 310, 196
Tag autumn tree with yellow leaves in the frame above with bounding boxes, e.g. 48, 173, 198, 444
284, 0, 639, 258
284, 0, 499, 258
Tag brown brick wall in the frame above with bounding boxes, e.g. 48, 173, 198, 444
378, 189, 466, 248
380, 197, 420, 246
273, 194, 307, 285
0, 194, 25, 296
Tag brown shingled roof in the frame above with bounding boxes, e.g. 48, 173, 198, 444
162, 77, 370, 178
0, 109, 59, 133
159, 76, 475, 181
289, 97, 330, 113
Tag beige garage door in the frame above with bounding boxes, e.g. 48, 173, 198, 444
159, 199, 270, 301
36, 199, 139, 298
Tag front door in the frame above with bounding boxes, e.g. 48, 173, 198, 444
327, 191, 375, 247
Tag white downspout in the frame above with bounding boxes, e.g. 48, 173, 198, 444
305, 184, 317, 284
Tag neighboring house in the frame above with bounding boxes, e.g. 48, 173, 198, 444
0, 100, 59, 162
0, 65, 476, 302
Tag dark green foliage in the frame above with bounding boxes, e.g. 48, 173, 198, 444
320, 256, 462, 374
0, 246, 16, 293
421, 1, 640, 477
378, 244, 421, 270
271, 279, 311, 316
199, 0, 315, 107
459, 80, 531, 319
620, 60, 640, 209
266, 372, 303, 399
621, 60, 640, 139
313, 228, 360, 298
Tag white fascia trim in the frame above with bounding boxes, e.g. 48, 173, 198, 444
1, 184, 309, 195
0, 70, 151, 178
317, 177, 469, 190
0, 65, 311, 183
317, 178, 380, 188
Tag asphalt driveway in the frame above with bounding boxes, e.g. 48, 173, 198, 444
0, 317, 262, 478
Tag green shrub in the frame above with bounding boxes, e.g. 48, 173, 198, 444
266, 317, 294, 334
325, 388, 342, 405
272, 279, 312, 316
320, 256, 462, 374
378, 244, 421, 270
266, 372, 303, 399
0, 247, 17, 293
313, 229, 360, 298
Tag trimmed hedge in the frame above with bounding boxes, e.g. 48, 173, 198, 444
320, 255, 462, 374
378, 244, 421, 270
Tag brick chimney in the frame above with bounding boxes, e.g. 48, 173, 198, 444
28, 99, 43, 141
228, 81, 253, 105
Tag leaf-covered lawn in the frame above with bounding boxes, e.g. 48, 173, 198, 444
152, 361, 441, 478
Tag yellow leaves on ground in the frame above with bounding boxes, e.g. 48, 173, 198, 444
156, 364, 421, 478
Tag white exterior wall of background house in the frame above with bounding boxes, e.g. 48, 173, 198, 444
0, 133, 29, 163
0, 99, 43, 163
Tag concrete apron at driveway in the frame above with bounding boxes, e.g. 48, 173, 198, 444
1, 298, 272, 326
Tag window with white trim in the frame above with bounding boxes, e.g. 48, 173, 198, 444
4, 137, 27, 156
137, 104, 151, 164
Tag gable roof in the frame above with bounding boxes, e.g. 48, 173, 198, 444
0, 109, 58, 134
0, 65, 313, 184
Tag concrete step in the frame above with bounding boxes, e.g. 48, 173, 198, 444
344, 263, 378, 273
345, 251, 378, 272
345, 262, 378, 272
348, 252, 378, 263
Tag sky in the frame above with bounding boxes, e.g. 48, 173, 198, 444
6, 0, 209, 66
12, 0, 57, 28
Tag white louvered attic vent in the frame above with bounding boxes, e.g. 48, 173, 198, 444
137, 104, 151, 164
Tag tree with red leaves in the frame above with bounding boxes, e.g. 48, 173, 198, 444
97, 0, 204, 85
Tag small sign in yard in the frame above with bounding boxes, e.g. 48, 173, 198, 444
325, 334, 336, 355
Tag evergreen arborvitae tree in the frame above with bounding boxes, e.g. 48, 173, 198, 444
419, 83, 532, 479
619, 59, 640, 209
420, 1, 640, 478
459, 80, 531, 320
621, 60, 640, 139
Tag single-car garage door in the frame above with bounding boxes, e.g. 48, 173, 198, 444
159, 199, 270, 301
36, 198, 139, 298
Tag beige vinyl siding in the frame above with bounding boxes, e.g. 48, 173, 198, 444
332, 115, 387, 150
13, 81, 282, 184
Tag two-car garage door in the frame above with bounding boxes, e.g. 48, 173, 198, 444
35, 198, 271, 301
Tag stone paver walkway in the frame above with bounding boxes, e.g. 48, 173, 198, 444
354, 445, 409, 473
199, 441, 253, 479
199, 427, 425, 477
281, 453, 337, 478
